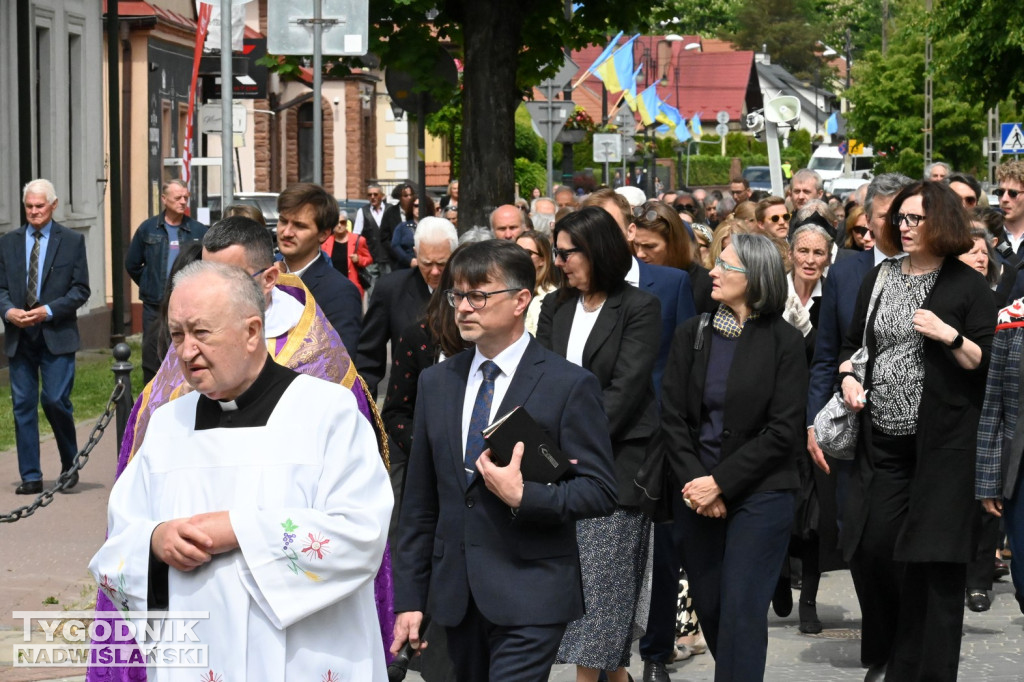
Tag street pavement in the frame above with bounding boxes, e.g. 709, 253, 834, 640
1, 384, 1022, 681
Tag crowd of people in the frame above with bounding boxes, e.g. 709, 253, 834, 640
5, 159, 1016, 681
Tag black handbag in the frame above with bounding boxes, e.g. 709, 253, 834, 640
352, 233, 374, 291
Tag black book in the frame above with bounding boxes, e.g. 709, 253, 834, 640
482, 406, 571, 484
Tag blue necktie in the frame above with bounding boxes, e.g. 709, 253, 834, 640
465, 361, 501, 482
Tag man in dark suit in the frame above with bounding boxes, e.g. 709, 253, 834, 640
0, 179, 90, 494
392, 240, 617, 681
377, 182, 416, 273
355, 217, 457, 397
275, 183, 362, 354
353, 182, 389, 272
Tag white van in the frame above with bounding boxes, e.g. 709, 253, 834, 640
808, 145, 875, 183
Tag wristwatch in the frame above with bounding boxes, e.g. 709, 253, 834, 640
949, 333, 964, 350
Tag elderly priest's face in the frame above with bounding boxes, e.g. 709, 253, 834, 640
168, 270, 265, 401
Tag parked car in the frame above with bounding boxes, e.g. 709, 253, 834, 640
742, 166, 773, 192
337, 198, 370, 221
207, 192, 280, 229
827, 175, 871, 201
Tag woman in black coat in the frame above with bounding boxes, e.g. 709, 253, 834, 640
537, 206, 661, 682
838, 181, 997, 681
653, 233, 807, 681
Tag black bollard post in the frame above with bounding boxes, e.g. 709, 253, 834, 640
111, 343, 134, 450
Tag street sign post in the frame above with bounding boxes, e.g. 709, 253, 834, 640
716, 110, 730, 125
531, 55, 579, 194
1002, 123, 1024, 155
593, 134, 622, 164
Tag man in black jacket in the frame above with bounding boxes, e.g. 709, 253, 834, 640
355, 217, 457, 397
275, 183, 362, 354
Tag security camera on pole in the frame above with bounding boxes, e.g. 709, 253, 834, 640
754, 95, 800, 198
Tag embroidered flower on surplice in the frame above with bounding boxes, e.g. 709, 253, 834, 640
301, 532, 331, 560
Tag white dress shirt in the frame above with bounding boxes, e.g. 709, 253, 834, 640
461, 329, 532, 457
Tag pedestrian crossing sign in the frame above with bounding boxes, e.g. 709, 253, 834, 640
1002, 123, 1024, 153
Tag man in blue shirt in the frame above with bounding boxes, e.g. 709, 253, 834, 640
0, 179, 90, 494
125, 179, 207, 382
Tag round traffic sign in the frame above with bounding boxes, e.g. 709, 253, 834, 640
715, 123, 729, 136
716, 110, 730, 124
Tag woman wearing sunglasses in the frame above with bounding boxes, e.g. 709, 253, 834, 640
538, 206, 661, 682
837, 181, 997, 681
651, 233, 807, 681
843, 205, 875, 251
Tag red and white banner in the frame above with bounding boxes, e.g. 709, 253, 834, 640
182, 2, 213, 188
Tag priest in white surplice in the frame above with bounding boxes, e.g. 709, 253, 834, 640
89, 261, 393, 681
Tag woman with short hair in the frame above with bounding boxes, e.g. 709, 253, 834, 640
653, 233, 807, 680
838, 180, 997, 681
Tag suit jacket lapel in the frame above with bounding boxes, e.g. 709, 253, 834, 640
11, 226, 28, 302
582, 288, 624, 367
494, 337, 544, 417
549, 296, 574, 357
445, 351, 473, 491
39, 224, 62, 290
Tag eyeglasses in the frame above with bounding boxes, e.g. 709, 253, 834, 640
894, 212, 926, 227
250, 267, 269, 279
631, 206, 659, 222
995, 188, 1022, 199
853, 226, 870, 237
519, 247, 541, 257
553, 247, 583, 261
767, 213, 792, 223
445, 288, 521, 309
714, 257, 747, 274
963, 195, 977, 207
674, 203, 695, 211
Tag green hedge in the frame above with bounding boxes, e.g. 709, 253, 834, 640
515, 158, 547, 196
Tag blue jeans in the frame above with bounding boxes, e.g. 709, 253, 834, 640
10, 333, 77, 482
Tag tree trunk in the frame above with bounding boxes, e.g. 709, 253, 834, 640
458, 0, 526, 231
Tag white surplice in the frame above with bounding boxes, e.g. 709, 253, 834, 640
89, 371, 393, 682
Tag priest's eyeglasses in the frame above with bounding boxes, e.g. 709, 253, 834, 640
446, 288, 520, 309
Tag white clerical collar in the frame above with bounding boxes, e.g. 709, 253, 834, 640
470, 329, 531, 381
626, 257, 641, 287
218, 399, 239, 411
264, 286, 304, 339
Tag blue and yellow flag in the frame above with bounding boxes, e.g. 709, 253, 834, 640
594, 35, 638, 94
676, 118, 692, 142
637, 83, 663, 127
656, 101, 682, 133
623, 65, 643, 112
826, 112, 838, 135
691, 112, 703, 138
585, 31, 624, 75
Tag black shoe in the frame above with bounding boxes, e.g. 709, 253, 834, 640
15, 480, 43, 495
966, 590, 990, 612
772, 577, 793, 617
994, 559, 1010, 580
798, 600, 822, 634
642, 661, 671, 682
864, 663, 886, 682
58, 469, 79, 492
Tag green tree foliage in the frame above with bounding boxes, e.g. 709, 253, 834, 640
724, 0, 824, 80
515, 158, 547, 197
366, 0, 669, 227
931, 0, 1024, 109
845, 3, 985, 176
655, 0, 742, 38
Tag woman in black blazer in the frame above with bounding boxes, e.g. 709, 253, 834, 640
537, 206, 661, 682
653, 233, 807, 682
838, 181, 997, 681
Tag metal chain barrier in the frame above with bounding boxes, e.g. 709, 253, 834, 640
1, 381, 125, 523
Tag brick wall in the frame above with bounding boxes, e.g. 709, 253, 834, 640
344, 77, 377, 198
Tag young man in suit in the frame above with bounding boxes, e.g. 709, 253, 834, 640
275, 183, 362, 355
392, 240, 617, 681
0, 179, 90, 494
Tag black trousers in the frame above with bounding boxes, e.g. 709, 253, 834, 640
444, 594, 566, 682
849, 431, 965, 680
966, 507, 1002, 590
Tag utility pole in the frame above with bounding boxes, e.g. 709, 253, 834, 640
923, 0, 933, 168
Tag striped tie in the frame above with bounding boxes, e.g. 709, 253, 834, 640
26, 230, 41, 308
